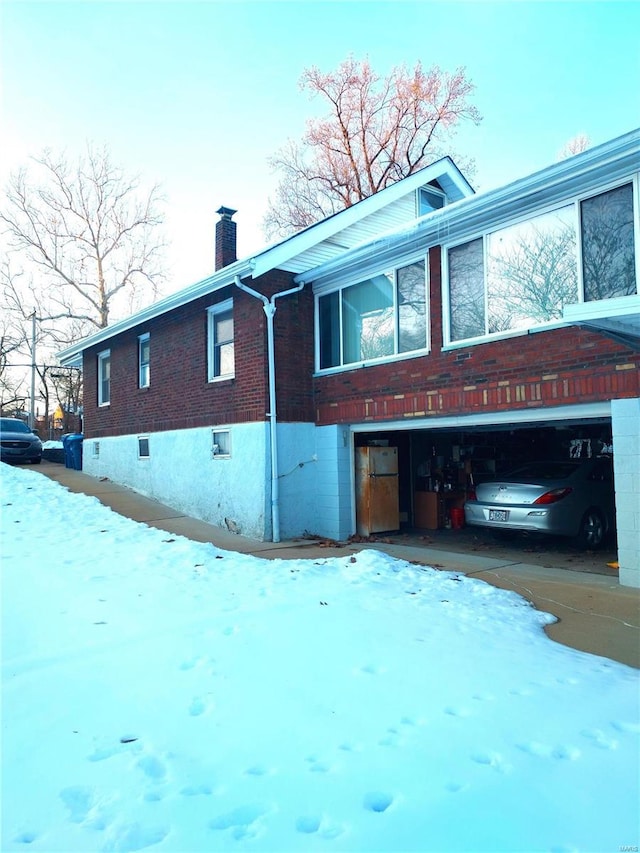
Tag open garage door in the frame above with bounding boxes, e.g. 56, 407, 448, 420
354, 415, 613, 536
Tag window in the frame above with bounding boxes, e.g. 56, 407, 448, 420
92, 441, 100, 458
138, 436, 150, 458
138, 334, 150, 388
581, 183, 636, 301
318, 260, 427, 370
212, 429, 231, 458
207, 299, 234, 381
446, 180, 638, 345
418, 187, 446, 216
97, 350, 110, 406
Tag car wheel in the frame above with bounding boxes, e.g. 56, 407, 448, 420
577, 508, 606, 550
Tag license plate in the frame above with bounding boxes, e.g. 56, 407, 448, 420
489, 509, 509, 522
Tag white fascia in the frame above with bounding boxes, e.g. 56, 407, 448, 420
299, 129, 640, 291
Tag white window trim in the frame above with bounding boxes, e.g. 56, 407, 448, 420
97, 349, 111, 407
442, 174, 639, 348
138, 435, 150, 459
212, 429, 231, 459
314, 256, 430, 373
207, 298, 235, 382
138, 333, 150, 389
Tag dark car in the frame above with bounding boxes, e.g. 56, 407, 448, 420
464, 457, 616, 549
0, 418, 43, 465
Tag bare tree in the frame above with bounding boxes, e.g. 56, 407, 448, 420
558, 133, 591, 160
264, 56, 481, 238
1, 144, 166, 331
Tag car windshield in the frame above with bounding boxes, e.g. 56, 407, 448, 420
504, 462, 581, 481
0, 418, 32, 434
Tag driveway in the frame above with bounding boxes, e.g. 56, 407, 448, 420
364, 525, 620, 577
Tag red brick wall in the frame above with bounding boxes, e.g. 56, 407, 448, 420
313, 246, 640, 425
82, 273, 315, 440
82, 246, 639, 440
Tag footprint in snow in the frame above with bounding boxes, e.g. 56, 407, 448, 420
363, 791, 394, 813
209, 803, 269, 841
189, 695, 215, 716
295, 815, 345, 839
13, 830, 38, 845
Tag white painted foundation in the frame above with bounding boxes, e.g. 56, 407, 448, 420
83, 423, 269, 540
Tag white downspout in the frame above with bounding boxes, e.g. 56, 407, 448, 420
234, 274, 305, 542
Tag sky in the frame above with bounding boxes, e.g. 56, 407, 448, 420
2, 460, 639, 852
1, 0, 639, 294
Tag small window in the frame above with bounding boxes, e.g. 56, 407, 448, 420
92, 441, 100, 458
138, 436, 150, 458
212, 429, 231, 458
418, 187, 445, 216
207, 299, 235, 381
139, 334, 150, 388
97, 350, 110, 406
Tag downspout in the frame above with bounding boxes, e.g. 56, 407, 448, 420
234, 274, 305, 542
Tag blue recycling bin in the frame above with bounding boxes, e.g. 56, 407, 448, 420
63, 434, 83, 470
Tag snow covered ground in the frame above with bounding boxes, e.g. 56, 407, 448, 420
1, 462, 639, 853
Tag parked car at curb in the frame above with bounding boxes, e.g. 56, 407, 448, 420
464, 457, 616, 549
0, 418, 43, 465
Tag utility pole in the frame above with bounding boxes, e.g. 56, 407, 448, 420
30, 311, 36, 429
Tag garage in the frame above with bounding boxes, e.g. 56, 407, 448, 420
353, 412, 617, 565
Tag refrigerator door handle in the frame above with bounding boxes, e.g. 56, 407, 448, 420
370, 472, 398, 478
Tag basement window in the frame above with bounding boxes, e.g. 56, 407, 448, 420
212, 429, 231, 458
92, 441, 100, 458
138, 436, 150, 458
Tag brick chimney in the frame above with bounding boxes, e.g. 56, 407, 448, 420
215, 206, 237, 270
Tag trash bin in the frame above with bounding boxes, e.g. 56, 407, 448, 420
450, 507, 465, 529
64, 434, 83, 470
61, 434, 72, 468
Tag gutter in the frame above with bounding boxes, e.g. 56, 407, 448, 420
234, 274, 305, 543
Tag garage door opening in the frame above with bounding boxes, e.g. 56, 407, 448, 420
353, 418, 618, 573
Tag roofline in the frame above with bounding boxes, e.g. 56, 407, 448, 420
297, 128, 640, 289
58, 257, 254, 365
58, 156, 473, 365
250, 157, 474, 277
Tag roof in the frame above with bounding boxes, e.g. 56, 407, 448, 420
300, 128, 640, 290
57, 157, 473, 367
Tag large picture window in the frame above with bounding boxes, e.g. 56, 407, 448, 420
318, 260, 427, 370
447, 181, 637, 344
97, 350, 110, 406
207, 299, 234, 381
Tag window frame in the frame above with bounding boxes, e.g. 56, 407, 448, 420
138, 333, 150, 388
138, 435, 150, 459
212, 429, 231, 459
315, 256, 429, 373
207, 298, 235, 382
97, 349, 111, 407
442, 175, 639, 349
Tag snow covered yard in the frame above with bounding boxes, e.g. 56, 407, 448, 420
1, 462, 638, 853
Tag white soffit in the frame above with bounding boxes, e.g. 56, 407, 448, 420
564, 295, 640, 349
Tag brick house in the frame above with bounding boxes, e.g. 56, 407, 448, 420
59, 130, 640, 587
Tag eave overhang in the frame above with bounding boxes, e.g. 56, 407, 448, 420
58, 257, 255, 367
563, 295, 640, 351
298, 128, 640, 290
58, 157, 473, 368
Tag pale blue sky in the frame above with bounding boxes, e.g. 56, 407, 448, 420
2, 0, 639, 291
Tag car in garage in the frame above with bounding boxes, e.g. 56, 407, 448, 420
464, 457, 616, 549
0, 418, 43, 465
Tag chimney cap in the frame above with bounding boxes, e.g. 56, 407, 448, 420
216, 206, 237, 220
